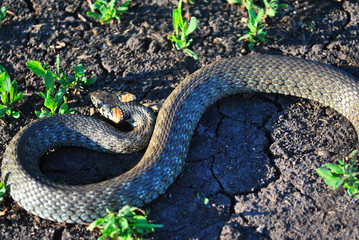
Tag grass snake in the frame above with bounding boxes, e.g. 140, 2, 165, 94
2, 54, 359, 223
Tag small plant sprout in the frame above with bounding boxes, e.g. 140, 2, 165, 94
316, 150, 359, 199
0, 65, 23, 119
238, 0, 287, 49
0, 5, 7, 22
34, 71, 75, 118
262, 0, 287, 19
26, 56, 84, 117
196, 194, 209, 205
26, 54, 96, 93
87, 0, 130, 24
88, 206, 163, 240
0, 180, 9, 201
168, 0, 198, 60
238, 0, 267, 49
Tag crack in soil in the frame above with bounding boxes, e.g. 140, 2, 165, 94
22, 0, 37, 15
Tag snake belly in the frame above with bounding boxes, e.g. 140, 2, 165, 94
2, 55, 359, 223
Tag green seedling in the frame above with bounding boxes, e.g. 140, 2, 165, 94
26, 54, 96, 93
88, 206, 163, 240
0, 65, 23, 119
87, 0, 130, 24
317, 150, 359, 199
0, 180, 9, 201
238, 0, 287, 49
238, 0, 267, 49
0, 5, 7, 22
196, 193, 209, 205
262, 0, 287, 19
34, 71, 75, 118
168, 0, 198, 60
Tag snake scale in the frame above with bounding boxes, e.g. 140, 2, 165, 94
2, 55, 359, 223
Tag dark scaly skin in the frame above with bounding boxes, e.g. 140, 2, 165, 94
2, 55, 359, 223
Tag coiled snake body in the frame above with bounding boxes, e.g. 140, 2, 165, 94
2, 55, 359, 223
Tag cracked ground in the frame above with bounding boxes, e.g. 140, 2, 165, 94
0, 0, 359, 239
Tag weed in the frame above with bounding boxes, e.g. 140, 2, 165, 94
0, 5, 7, 22
196, 194, 209, 205
26, 56, 90, 117
35, 71, 75, 117
26, 54, 96, 94
262, 0, 288, 19
317, 150, 359, 199
88, 206, 163, 240
238, 0, 287, 49
0, 65, 23, 118
168, 0, 198, 60
238, 0, 267, 49
0, 181, 8, 202
87, 0, 130, 24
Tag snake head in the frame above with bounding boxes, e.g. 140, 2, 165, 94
90, 90, 137, 124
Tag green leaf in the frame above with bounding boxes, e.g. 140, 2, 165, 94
0, 6, 7, 15
86, 11, 103, 18
347, 186, 355, 196
0, 107, 6, 118
325, 178, 344, 190
348, 150, 358, 159
5, 107, 11, 116
3, 73, 11, 95
54, 91, 65, 106
10, 80, 17, 102
117, 1, 130, 13
37, 108, 52, 118
0, 65, 11, 86
91, 2, 102, 10
256, 9, 265, 24
44, 98, 56, 112
337, 158, 344, 166
323, 163, 345, 175
247, 22, 257, 33
238, 33, 251, 41
175, 41, 182, 50
11, 111, 20, 118
184, 48, 198, 60
26, 61, 46, 77
68, 108, 76, 114
266, 8, 276, 17
1, 93, 8, 105
74, 64, 85, 75
38, 92, 46, 100
316, 167, 335, 179
186, 17, 198, 36
56, 54, 60, 76
109, 0, 117, 9
278, 3, 288, 9
44, 71, 54, 95
99, 5, 108, 16
172, 9, 179, 34
13, 92, 23, 103
85, 77, 97, 85
59, 102, 69, 114
176, 0, 184, 30
0, 72, 6, 93
89, 218, 105, 230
